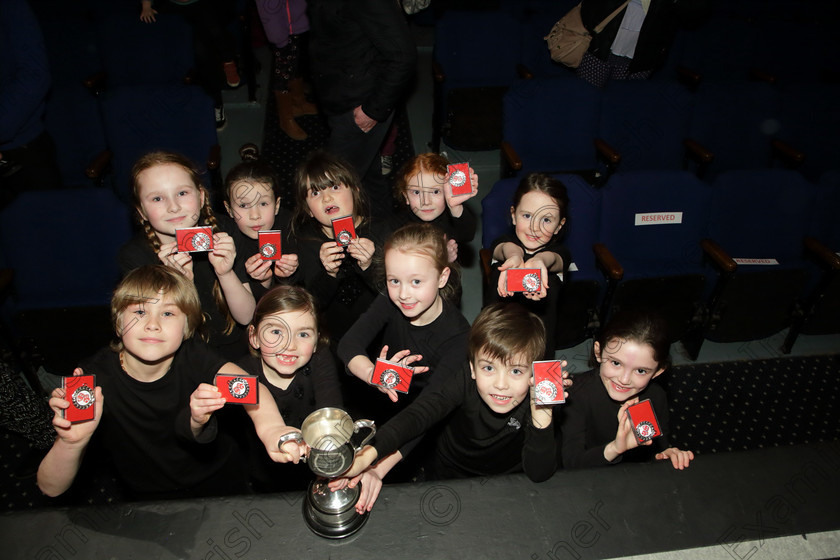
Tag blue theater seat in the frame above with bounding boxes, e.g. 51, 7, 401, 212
481, 173, 604, 348
594, 170, 711, 355
99, 83, 221, 203
501, 77, 602, 179
783, 170, 840, 351
702, 169, 818, 345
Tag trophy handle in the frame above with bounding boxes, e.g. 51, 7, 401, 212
352, 419, 376, 452
278, 430, 307, 463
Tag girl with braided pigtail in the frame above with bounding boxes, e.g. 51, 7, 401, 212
118, 151, 255, 359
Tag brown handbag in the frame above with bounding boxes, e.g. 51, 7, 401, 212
545, 1, 630, 68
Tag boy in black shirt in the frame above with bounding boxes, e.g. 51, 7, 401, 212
330, 303, 570, 513
37, 265, 302, 501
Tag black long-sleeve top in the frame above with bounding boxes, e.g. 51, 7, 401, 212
292, 220, 384, 340
387, 204, 477, 246
219, 209, 298, 304
235, 349, 343, 491
373, 363, 559, 482
561, 368, 671, 468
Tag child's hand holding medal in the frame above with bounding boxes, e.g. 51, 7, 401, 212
529, 359, 570, 429
445, 163, 479, 214
158, 241, 195, 280
368, 345, 428, 403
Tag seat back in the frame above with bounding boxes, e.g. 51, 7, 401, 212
95, 13, 194, 88
0, 188, 132, 309
599, 170, 711, 275
503, 77, 602, 174
599, 80, 694, 172
708, 169, 817, 263
687, 80, 782, 179
705, 169, 819, 342
100, 84, 218, 201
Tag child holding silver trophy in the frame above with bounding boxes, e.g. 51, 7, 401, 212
331, 303, 571, 514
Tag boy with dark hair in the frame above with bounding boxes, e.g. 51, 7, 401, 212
332, 302, 569, 513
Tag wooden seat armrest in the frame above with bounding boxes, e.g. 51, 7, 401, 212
684, 138, 714, 164
500, 141, 523, 172
702, 238, 737, 273
593, 243, 623, 281
771, 139, 805, 166
594, 138, 621, 164
804, 237, 840, 270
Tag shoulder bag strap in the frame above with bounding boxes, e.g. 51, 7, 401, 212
593, 0, 631, 34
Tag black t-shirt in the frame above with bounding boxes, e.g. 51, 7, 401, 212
235, 349, 344, 491
118, 233, 250, 360
79, 339, 246, 499
560, 368, 672, 468
373, 363, 558, 482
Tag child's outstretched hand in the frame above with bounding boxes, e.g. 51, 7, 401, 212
445, 237, 458, 263
347, 237, 375, 271
604, 398, 649, 462
158, 241, 194, 280
208, 232, 237, 276
319, 241, 345, 277
271, 426, 308, 464
140, 0, 157, 23
48, 368, 103, 445
521, 256, 550, 301
529, 360, 570, 429
339, 445, 378, 479
273, 253, 299, 278
444, 166, 479, 217
328, 468, 385, 514
655, 447, 695, 470
496, 254, 525, 297
189, 383, 226, 436
245, 254, 273, 285
372, 345, 429, 403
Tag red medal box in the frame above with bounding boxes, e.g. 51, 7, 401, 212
62, 374, 96, 423
506, 268, 542, 293
626, 399, 662, 444
331, 215, 356, 246
532, 360, 565, 405
215, 374, 259, 405
176, 226, 214, 253
447, 162, 472, 197
371, 359, 414, 394
258, 230, 282, 261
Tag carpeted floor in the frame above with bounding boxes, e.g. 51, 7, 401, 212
663, 354, 840, 455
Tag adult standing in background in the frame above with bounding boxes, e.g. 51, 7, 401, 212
576, 0, 709, 87
307, 0, 417, 220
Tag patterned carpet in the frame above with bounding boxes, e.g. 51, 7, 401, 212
663, 354, 840, 455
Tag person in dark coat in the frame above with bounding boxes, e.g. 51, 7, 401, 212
306, 0, 417, 219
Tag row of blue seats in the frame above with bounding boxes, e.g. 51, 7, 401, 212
481, 168, 840, 356
502, 77, 840, 183
432, 2, 840, 151
32, 1, 230, 198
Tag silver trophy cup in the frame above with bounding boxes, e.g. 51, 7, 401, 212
278, 407, 376, 538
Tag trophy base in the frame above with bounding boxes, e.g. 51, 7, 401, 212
303, 499, 369, 539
